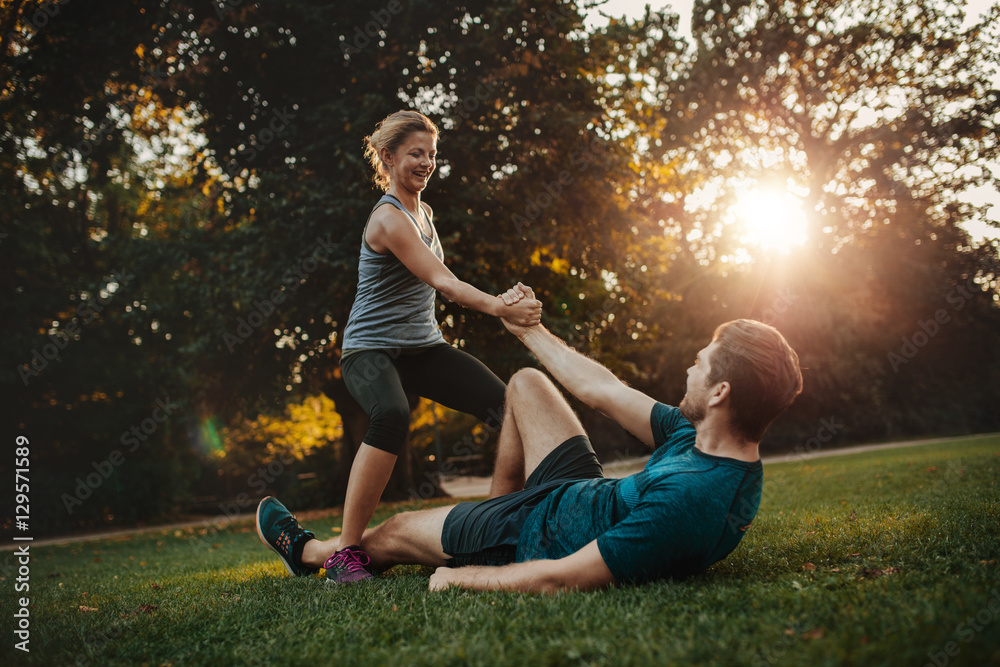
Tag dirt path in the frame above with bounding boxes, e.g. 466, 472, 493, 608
441, 432, 997, 496
6, 432, 996, 551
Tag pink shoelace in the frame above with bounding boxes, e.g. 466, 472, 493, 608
323, 546, 371, 572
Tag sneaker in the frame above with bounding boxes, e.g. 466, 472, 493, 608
324, 545, 374, 584
255, 496, 318, 577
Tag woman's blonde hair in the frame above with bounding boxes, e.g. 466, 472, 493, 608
363, 110, 439, 191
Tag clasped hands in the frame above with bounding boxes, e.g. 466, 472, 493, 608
497, 281, 542, 331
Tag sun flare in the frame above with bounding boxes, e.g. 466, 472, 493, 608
736, 189, 809, 253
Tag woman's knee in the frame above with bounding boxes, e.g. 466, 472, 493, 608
365, 403, 410, 454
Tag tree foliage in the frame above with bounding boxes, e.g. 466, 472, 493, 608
627, 0, 1000, 443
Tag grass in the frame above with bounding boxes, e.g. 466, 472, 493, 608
3, 436, 999, 666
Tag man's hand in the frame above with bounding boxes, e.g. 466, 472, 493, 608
503, 297, 542, 327
429, 566, 463, 591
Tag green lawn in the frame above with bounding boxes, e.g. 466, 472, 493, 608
4, 437, 1000, 666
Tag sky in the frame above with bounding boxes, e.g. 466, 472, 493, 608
591, 0, 1000, 244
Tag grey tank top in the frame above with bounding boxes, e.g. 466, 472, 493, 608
341, 194, 447, 352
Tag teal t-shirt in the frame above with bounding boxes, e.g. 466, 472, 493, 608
514, 403, 763, 584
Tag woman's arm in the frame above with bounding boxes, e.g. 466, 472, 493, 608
369, 206, 542, 325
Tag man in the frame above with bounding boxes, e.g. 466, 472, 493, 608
257, 291, 803, 592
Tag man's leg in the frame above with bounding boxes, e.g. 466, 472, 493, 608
489, 368, 587, 497
360, 504, 454, 570
259, 494, 452, 574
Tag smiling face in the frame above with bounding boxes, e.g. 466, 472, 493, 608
679, 342, 718, 425
383, 131, 436, 194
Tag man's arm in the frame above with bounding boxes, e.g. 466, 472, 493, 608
428, 541, 615, 594
507, 313, 657, 448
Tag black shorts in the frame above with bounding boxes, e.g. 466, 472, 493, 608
440, 435, 604, 567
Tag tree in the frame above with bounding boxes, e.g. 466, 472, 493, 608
627, 0, 1000, 443
1, 0, 205, 531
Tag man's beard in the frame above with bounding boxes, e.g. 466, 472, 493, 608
679, 392, 706, 425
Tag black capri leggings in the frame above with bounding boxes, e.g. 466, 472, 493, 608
341, 344, 506, 455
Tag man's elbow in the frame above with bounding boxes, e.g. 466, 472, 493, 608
518, 561, 573, 594
579, 382, 618, 417
536, 564, 614, 594
536, 568, 571, 594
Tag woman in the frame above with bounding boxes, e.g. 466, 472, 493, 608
258, 110, 541, 584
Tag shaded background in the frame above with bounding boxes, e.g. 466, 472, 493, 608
2, 0, 998, 536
